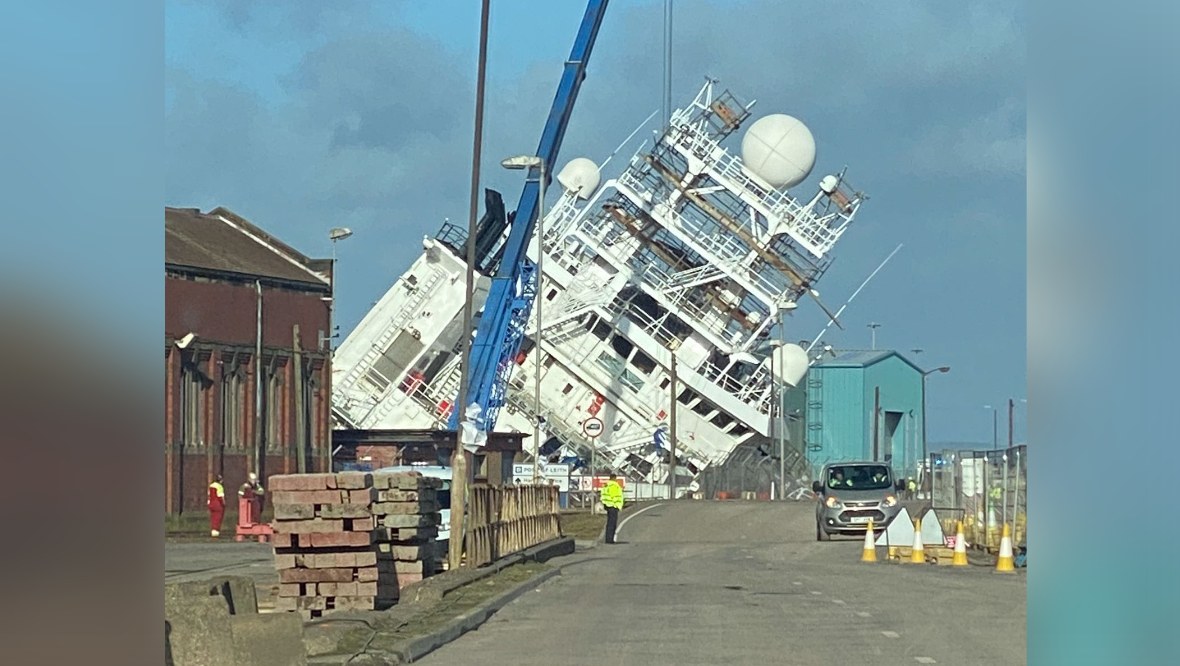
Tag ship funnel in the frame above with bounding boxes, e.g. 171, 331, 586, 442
557, 157, 601, 199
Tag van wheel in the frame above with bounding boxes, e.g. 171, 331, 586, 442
816, 522, 829, 541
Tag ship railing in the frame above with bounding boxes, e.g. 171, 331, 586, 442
617, 171, 783, 301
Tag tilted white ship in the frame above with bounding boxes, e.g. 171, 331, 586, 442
332, 80, 866, 486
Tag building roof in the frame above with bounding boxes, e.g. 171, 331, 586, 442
814, 349, 923, 374
165, 206, 330, 287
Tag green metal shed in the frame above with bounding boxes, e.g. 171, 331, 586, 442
792, 350, 926, 481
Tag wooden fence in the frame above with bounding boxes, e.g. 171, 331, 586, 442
464, 484, 562, 567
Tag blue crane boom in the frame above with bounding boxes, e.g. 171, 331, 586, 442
449, 0, 610, 431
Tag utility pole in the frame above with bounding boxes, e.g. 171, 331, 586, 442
669, 343, 678, 500
449, 0, 490, 571
992, 408, 998, 450
1008, 397, 1014, 450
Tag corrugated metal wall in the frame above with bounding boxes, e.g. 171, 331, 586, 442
794, 352, 925, 480
809, 366, 866, 468
863, 355, 924, 479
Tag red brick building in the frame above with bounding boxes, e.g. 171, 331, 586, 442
165, 206, 333, 514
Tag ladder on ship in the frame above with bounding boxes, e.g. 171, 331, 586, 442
336, 269, 445, 397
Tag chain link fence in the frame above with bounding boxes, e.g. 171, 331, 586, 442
929, 445, 1026, 552
695, 444, 813, 501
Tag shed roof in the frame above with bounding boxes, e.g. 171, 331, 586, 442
814, 349, 923, 374
165, 206, 330, 287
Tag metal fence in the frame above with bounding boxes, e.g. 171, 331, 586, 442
929, 445, 1027, 552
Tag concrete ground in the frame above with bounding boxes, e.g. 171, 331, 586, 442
165, 540, 280, 609
420, 500, 1026, 665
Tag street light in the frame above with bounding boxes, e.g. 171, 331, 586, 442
502, 154, 547, 483
327, 227, 353, 350
983, 404, 998, 450
867, 322, 881, 350
920, 365, 950, 475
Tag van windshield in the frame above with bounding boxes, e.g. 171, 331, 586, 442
826, 465, 892, 491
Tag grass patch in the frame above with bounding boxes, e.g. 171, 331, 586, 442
558, 510, 605, 540
165, 506, 275, 537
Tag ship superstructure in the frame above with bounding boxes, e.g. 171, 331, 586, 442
332, 79, 866, 485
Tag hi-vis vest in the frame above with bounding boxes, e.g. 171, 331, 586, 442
208, 481, 225, 507
600, 480, 624, 509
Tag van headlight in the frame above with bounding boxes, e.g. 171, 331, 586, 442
883, 495, 898, 507
825, 496, 843, 509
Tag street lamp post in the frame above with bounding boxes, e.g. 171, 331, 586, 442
984, 404, 998, 450
327, 227, 353, 351
502, 154, 547, 483
920, 366, 950, 467
774, 301, 796, 501
867, 322, 881, 350
669, 341, 678, 500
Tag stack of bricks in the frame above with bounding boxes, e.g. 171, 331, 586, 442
370, 472, 443, 587
268, 471, 439, 618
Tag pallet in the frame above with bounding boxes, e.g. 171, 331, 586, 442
886, 545, 956, 565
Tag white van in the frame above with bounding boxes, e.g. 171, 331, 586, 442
372, 465, 452, 547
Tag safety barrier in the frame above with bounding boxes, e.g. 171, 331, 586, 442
929, 445, 1027, 552
464, 485, 562, 568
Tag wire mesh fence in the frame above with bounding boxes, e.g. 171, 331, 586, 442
929, 445, 1026, 552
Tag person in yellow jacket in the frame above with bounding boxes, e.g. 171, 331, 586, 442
600, 473, 625, 544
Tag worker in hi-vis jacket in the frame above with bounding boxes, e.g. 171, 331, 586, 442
600, 473, 625, 544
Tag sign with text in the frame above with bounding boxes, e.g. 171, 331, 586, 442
512, 464, 571, 492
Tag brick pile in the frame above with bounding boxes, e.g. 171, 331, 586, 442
370, 472, 444, 586
268, 471, 441, 618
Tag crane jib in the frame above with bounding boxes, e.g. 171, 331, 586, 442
451, 0, 610, 431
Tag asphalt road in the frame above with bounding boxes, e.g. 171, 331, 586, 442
165, 540, 280, 608
421, 500, 1026, 665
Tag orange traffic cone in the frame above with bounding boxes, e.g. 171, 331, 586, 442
861, 519, 877, 562
909, 518, 925, 564
952, 521, 969, 567
995, 523, 1015, 573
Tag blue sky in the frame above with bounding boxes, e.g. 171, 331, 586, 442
166, 0, 1026, 446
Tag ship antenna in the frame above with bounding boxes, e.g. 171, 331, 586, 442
805, 244, 903, 354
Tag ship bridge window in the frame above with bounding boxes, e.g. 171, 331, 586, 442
588, 319, 611, 341
710, 411, 734, 428
610, 335, 633, 359
595, 352, 644, 393
546, 289, 558, 301
692, 400, 716, 417
632, 351, 656, 375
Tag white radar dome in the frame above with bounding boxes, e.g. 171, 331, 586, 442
556, 157, 601, 200
740, 114, 816, 190
773, 343, 811, 388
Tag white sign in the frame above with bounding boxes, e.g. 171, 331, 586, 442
582, 417, 605, 438
512, 464, 571, 491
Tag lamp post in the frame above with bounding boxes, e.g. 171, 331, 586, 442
775, 301, 796, 500
984, 404, 998, 450
669, 340, 678, 500
502, 154, 547, 483
327, 227, 353, 350
920, 365, 950, 467
867, 322, 881, 350
733, 300, 796, 500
